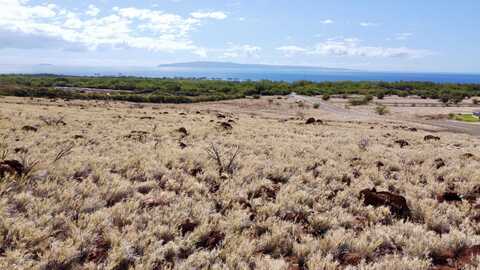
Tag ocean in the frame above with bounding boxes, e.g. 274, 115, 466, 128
2, 65, 480, 84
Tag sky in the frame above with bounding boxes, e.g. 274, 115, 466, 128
0, 0, 479, 73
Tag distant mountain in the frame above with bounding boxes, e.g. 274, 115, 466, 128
158, 61, 353, 71
35, 63, 55, 67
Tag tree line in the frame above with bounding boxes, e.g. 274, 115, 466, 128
0, 75, 479, 104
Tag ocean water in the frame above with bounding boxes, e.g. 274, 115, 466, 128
2, 66, 480, 83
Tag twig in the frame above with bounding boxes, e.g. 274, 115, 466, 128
53, 144, 74, 163
206, 143, 241, 177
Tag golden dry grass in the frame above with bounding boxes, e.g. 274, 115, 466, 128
0, 96, 479, 270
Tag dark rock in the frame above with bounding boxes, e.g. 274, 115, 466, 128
376, 161, 385, 169
434, 158, 446, 169
14, 147, 28, 154
305, 118, 316, 124
437, 192, 462, 203
338, 252, 362, 266
373, 242, 401, 257
281, 210, 309, 225
180, 219, 198, 236
249, 185, 279, 200
179, 142, 187, 149
0, 160, 24, 177
394, 139, 409, 148
196, 230, 225, 250
219, 122, 233, 130
431, 249, 455, 266
87, 235, 111, 263
141, 197, 169, 208
455, 245, 480, 269
360, 188, 411, 219
177, 127, 188, 136
425, 135, 441, 141
430, 245, 480, 269
21, 125, 38, 132
461, 153, 475, 159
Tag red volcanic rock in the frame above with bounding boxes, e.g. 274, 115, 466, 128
360, 188, 411, 219
0, 160, 24, 177
437, 192, 462, 203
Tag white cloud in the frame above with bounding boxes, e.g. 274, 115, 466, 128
276, 45, 307, 56
310, 38, 430, 58
395, 32, 413, 40
320, 19, 334, 24
86, 4, 100, 17
190, 11, 227, 20
0, 0, 228, 55
360, 22, 378, 27
277, 38, 431, 59
222, 43, 261, 58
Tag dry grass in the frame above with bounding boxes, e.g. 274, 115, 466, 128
0, 96, 480, 270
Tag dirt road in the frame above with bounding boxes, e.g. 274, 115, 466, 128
291, 94, 480, 136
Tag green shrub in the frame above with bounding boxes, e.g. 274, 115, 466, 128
349, 95, 373, 106
375, 105, 389, 115
322, 94, 331, 101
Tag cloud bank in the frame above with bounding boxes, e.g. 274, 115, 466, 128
0, 0, 227, 56
277, 38, 431, 59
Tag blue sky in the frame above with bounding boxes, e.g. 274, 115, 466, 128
0, 0, 479, 73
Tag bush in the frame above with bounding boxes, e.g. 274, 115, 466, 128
322, 94, 331, 101
376, 92, 385, 100
313, 103, 320, 109
440, 95, 450, 104
375, 105, 390, 115
472, 98, 479, 105
349, 95, 373, 106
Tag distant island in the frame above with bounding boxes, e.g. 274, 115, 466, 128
157, 61, 353, 72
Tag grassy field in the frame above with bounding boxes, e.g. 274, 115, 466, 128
1, 96, 480, 269
451, 114, 480, 123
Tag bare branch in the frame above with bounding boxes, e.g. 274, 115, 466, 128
53, 144, 74, 163
206, 143, 240, 177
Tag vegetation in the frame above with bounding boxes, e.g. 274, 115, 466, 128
1, 96, 479, 269
1, 75, 480, 104
349, 95, 374, 106
449, 113, 480, 122
375, 105, 390, 115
